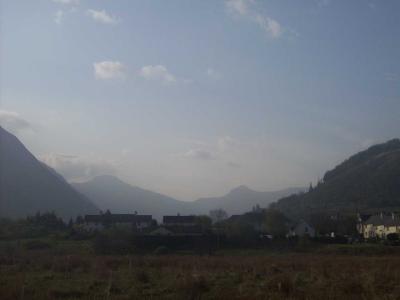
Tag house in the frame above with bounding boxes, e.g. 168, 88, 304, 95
357, 212, 400, 239
226, 212, 265, 232
157, 215, 206, 236
84, 213, 153, 231
287, 220, 316, 238
163, 215, 196, 226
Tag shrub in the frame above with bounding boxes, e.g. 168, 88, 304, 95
23, 239, 51, 250
153, 246, 169, 255
387, 233, 399, 241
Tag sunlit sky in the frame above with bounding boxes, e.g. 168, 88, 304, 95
1, 0, 399, 200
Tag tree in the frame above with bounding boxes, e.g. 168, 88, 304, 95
209, 209, 228, 223
195, 215, 212, 230
262, 209, 288, 237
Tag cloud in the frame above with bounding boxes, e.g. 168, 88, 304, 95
93, 61, 125, 80
87, 9, 119, 24
254, 14, 282, 38
207, 68, 222, 80
52, 0, 80, 5
41, 153, 117, 182
218, 136, 239, 152
183, 149, 215, 161
139, 65, 177, 84
225, 0, 250, 15
225, 0, 282, 38
54, 10, 64, 24
0, 110, 32, 134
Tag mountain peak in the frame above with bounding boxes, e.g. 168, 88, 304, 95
229, 185, 252, 195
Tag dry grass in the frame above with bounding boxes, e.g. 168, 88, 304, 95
2, 246, 400, 299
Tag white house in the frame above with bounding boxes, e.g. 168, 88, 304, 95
287, 220, 316, 238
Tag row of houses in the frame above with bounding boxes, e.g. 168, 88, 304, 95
84, 213, 204, 236
83, 212, 318, 238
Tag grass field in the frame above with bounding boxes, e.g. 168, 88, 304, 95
2, 240, 400, 299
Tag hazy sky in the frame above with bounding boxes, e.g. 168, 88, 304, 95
1, 0, 399, 200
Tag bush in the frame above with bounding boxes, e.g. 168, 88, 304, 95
387, 233, 399, 241
92, 233, 134, 255
153, 246, 169, 255
23, 240, 51, 250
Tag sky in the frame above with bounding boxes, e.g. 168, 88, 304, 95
1, 0, 399, 200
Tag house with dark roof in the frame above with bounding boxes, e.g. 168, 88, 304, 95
358, 212, 400, 239
163, 215, 196, 226
84, 213, 153, 231
156, 215, 205, 236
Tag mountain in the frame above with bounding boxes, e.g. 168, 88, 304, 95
73, 175, 304, 219
192, 185, 304, 215
272, 139, 400, 218
0, 126, 98, 219
72, 175, 193, 221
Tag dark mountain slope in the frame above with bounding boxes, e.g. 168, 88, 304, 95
0, 127, 98, 219
272, 139, 400, 218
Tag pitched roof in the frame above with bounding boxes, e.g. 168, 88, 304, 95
364, 214, 400, 226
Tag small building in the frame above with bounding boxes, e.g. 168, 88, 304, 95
84, 213, 153, 231
358, 213, 400, 239
226, 212, 265, 232
287, 220, 316, 238
163, 215, 196, 226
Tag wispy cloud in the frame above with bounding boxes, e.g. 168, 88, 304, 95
54, 10, 64, 24
52, 0, 80, 5
87, 9, 119, 24
225, 0, 249, 15
93, 61, 125, 80
41, 153, 117, 182
207, 68, 222, 80
225, 0, 282, 38
183, 149, 215, 161
254, 14, 282, 38
0, 110, 32, 134
218, 136, 239, 152
139, 65, 177, 84
182, 136, 242, 166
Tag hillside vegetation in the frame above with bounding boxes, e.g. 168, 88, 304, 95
272, 139, 400, 218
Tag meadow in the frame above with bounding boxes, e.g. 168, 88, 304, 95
1, 240, 400, 299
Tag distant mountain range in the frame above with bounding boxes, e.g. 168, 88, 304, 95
0, 126, 98, 219
72, 175, 192, 221
191, 185, 304, 216
271, 139, 400, 218
72, 175, 304, 221
4, 125, 399, 222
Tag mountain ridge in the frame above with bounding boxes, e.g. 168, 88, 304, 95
271, 138, 400, 218
0, 126, 98, 219
73, 174, 304, 219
